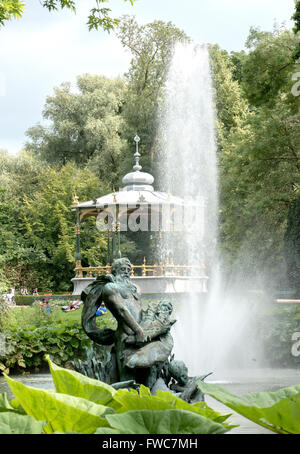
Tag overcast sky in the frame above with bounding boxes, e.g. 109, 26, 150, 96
0, 0, 295, 155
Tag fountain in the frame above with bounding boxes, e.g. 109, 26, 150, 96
157, 42, 262, 376
157, 42, 218, 376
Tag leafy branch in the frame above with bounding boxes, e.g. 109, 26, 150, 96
0, 0, 136, 31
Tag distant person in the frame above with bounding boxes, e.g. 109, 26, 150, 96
71, 297, 82, 310
44, 300, 52, 315
41, 298, 51, 314
68, 297, 82, 311
61, 297, 82, 312
96, 302, 107, 317
40, 298, 47, 308
9, 287, 15, 305
32, 288, 39, 296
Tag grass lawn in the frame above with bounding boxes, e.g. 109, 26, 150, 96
11, 305, 82, 324
10, 304, 115, 329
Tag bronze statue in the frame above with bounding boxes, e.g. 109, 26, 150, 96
80, 257, 209, 399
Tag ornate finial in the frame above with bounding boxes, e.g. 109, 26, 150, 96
73, 193, 79, 205
121, 134, 154, 190
112, 188, 117, 203
133, 135, 142, 172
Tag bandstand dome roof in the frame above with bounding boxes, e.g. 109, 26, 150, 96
72, 136, 200, 222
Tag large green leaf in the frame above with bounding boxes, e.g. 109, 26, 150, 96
0, 412, 46, 434
101, 409, 229, 434
8, 398, 26, 414
46, 355, 117, 408
113, 386, 236, 430
154, 389, 234, 425
197, 381, 300, 434
0, 393, 14, 412
4, 374, 114, 434
0, 392, 26, 415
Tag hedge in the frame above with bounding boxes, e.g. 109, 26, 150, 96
14, 294, 80, 306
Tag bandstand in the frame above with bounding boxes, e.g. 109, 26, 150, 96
71, 136, 209, 295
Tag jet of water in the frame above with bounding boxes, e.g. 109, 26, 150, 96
157, 42, 263, 376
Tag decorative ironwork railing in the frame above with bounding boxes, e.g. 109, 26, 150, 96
74, 259, 208, 279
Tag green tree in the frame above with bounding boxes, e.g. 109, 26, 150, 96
292, 0, 300, 60
0, 152, 109, 291
0, 0, 136, 31
284, 193, 300, 296
0, 0, 24, 26
218, 26, 300, 281
20, 162, 108, 291
229, 50, 247, 84
240, 26, 299, 108
0, 151, 50, 289
220, 104, 300, 272
25, 74, 126, 187
209, 45, 248, 150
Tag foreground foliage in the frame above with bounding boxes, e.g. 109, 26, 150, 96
197, 381, 300, 434
0, 356, 236, 434
2, 356, 300, 434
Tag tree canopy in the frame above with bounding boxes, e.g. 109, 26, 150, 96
284, 193, 300, 295
0, 151, 108, 291
292, 0, 300, 60
218, 25, 300, 284
25, 75, 126, 187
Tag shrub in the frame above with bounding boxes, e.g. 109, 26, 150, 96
14, 295, 34, 306
0, 305, 116, 374
0, 297, 17, 332
0, 321, 92, 374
